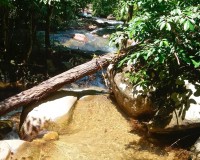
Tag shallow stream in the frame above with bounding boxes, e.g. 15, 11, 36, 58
0, 15, 121, 140
0, 15, 194, 160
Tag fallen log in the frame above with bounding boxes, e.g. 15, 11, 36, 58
0, 54, 115, 116
0, 44, 140, 116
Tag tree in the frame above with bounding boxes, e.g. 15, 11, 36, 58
111, 0, 200, 109
116, 0, 135, 22
0, 0, 90, 84
16, 0, 40, 63
0, 53, 115, 115
0, 0, 15, 82
91, 0, 118, 17
0, 0, 12, 56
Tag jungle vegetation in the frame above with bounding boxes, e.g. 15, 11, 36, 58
1, 0, 200, 109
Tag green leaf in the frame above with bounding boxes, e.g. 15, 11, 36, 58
166, 23, 171, 31
158, 54, 165, 63
160, 21, 166, 30
184, 20, 190, 31
177, 9, 181, 15
189, 21, 195, 31
118, 56, 129, 68
191, 60, 200, 68
163, 40, 169, 46
189, 19, 195, 24
154, 57, 159, 61
174, 16, 179, 23
159, 41, 164, 47
179, 18, 185, 24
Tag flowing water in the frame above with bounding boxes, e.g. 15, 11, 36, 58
1, 16, 121, 140
0, 16, 193, 160
51, 29, 117, 53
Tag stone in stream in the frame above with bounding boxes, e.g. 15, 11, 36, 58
148, 80, 200, 133
6, 93, 180, 160
19, 91, 77, 141
88, 25, 97, 31
73, 33, 88, 43
191, 136, 200, 159
19, 88, 107, 141
0, 140, 25, 159
107, 64, 155, 117
108, 63, 200, 137
107, 14, 116, 20
0, 120, 13, 139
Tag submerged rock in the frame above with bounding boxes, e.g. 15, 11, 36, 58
19, 88, 107, 141
51, 29, 117, 53
9, 94, 177, 160
0, 120, 13, 139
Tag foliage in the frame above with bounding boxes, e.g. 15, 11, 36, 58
91, 0, 118, 17
111, 0, 200, 109
109, 31, 129, 50
115, 0, 135, 20
0, 0, 90, 85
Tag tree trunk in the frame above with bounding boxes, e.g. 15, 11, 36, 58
45, 6, 51, 51
127, 5, 133, 22
0, 44, 140, 116
0, 54, 113, 116
1, 7, 9, 82
44, 4, 53, 73
3, 7, 9, 54
45, 4, 53, 52
26, 12, 33, 63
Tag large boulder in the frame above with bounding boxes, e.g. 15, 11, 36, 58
19, 91, 77, 141
0, 140, 25, 159
8, 94, 178, 160
147, 81, 200, 133
107, 64, 155, 117
191, 136, 200, 159
107, 63, 200, 134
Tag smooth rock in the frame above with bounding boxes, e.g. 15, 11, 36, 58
107, 64, 155, 117
8, 94, 177, 160
19, 91, 77, 141
73, 33, 88, 42
0, 120, 13, 140
108, 63, 200, 133
42, 131, 59, 141
148, 81, 200, 133
88, 25, 97, 30
102, 34, 110, 39
191, 136, 200, 159
107, 14, 116, 20
0, 140, 25, 159
0, 141, 10, 160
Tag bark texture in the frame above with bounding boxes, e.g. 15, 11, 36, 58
0, 44, 140, 116
0, 54, 113, 116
